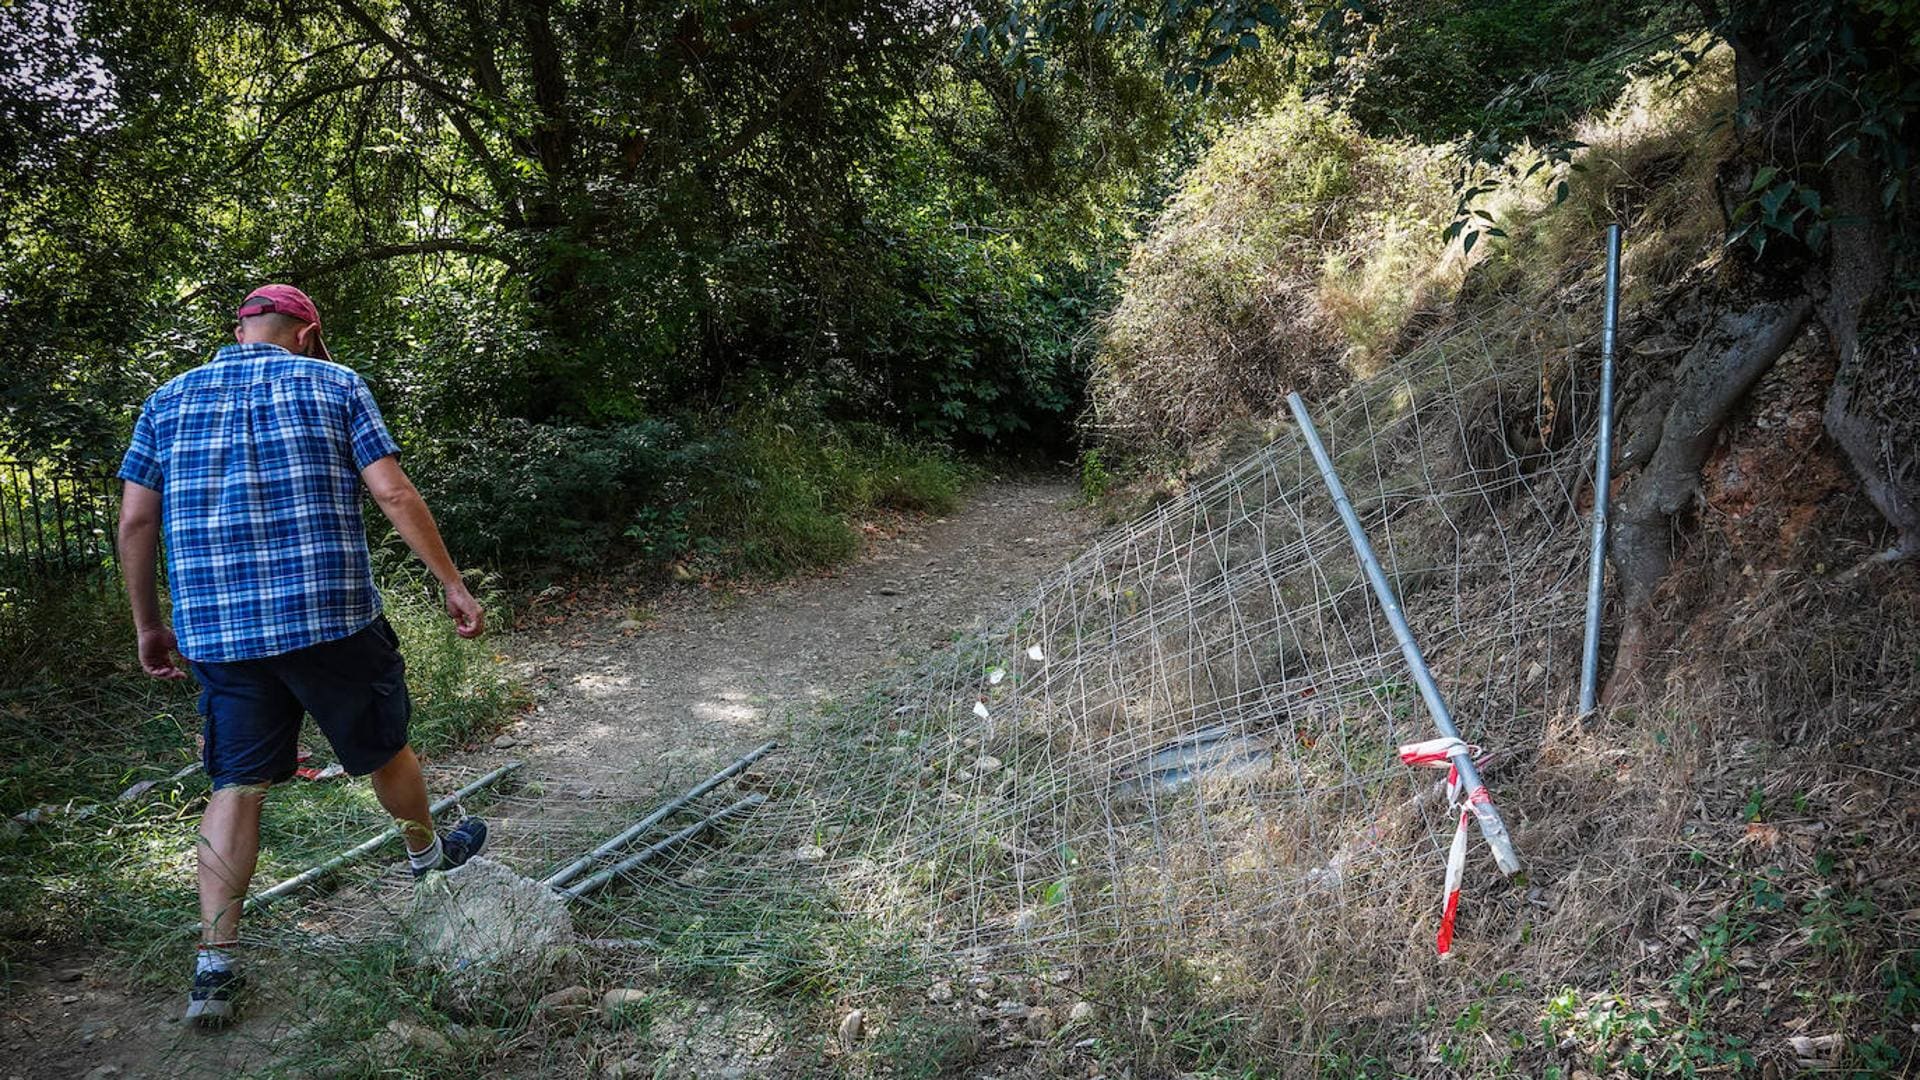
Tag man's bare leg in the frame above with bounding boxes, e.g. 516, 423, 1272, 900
369, 745, 435, 852
198, 785, 268, 943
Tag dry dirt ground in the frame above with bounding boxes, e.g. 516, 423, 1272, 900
3, 477, 1097, 1080
508, 477, 1096, 793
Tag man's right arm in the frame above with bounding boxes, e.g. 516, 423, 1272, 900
360, 455, 485, 638
118, 481, 186, 679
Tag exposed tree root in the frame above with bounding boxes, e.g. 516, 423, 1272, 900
1604, 295, 1813, 699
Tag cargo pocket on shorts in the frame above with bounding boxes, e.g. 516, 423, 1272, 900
368, 619, 412, 749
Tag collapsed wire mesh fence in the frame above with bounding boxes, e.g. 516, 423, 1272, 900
110, 298, 1613, 1075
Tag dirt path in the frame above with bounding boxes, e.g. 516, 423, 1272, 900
506, 478, 1094, 793
8, 476, 1096, 1080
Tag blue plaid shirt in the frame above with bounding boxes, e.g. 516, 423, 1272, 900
117, 343, 402, 663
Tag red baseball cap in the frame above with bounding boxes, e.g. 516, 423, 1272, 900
236, 284, 331, 360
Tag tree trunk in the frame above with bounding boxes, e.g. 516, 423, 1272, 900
1604, 295, 1812, 697
1815, 155, 1918, 560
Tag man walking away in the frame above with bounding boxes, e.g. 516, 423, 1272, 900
117, 284, 489, 1028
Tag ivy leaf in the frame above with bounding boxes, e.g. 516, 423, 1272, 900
1463, 229, 1479, 255
1239, 32, 1260, 50
1554, 179, 1569, 204
1746, 165, 1780, 194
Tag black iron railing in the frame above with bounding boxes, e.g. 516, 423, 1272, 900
0, 461, 121, 591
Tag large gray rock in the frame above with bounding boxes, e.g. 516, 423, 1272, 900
403, 856, 578, 1007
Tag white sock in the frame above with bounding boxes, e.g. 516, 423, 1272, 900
407, 835, 443, 872
196, 945, 234, 975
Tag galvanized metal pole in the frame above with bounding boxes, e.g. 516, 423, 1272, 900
542, 740, 778, 889
1285, 393, 1521, 875
243, 760, 523, 913
561, 794, 765, 901
1579, 225, 1624, 718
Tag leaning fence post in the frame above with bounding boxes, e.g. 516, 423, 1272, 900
1579, 225, 1624, 718
1284, 392, 1521, 876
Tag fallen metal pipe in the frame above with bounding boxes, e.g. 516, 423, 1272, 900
1579, 225, 1625, 718
1286, 393, 1522, 876
561, 794, 765, 901
243, 760, 523, 913
542, 740, 777, 889
117, 760, 204, 803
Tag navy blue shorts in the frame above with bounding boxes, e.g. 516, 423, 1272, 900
190, 616, 412, 790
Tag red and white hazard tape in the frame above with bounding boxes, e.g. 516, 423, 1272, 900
1397, 736, 1491, 956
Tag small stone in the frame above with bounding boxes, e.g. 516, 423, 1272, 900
387, 1019, 454, 1056
603, 1056, 649, 1079
927, 981, 955, 1004
995, 999, 1030, 1020
60, 994, 79, 1005
616, 619, 644, 632
792, 844, 827, 863
970, 755, 1002, 775
55, 969, 83, 983
877, 586, 900, 596
837, 1008, 865, 1051
600, 988, 649, 1014
536, 985, 594, 1015
492, 734, 517, 749
1068, 1001, 1097, 1024
1024, 1006, 1055, 1040
1525, 661, 1545, 682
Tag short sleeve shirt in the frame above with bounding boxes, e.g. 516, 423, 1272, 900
118, 342, 401, 662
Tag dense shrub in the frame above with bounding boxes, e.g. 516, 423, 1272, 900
415, 407, 970, 576
1090, 45, 1735, 470
1088, 96, 1456, 457
1328, 0, 1687, 143
415, 419, 711, 571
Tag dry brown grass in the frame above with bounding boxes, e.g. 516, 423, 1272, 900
1087, 97, 1457, 458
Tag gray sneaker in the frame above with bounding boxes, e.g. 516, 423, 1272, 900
186, 966, 244, 1028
